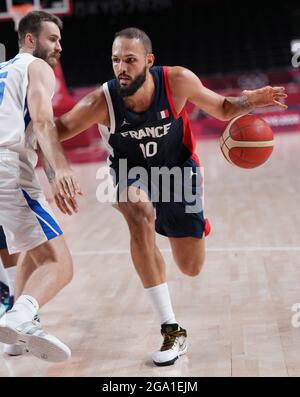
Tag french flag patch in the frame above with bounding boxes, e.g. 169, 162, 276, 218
157, 109, 169, 120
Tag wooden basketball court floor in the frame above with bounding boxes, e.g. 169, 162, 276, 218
1, 132, 300, 377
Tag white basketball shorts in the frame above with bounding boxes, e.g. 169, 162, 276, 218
0, 150, 62, 254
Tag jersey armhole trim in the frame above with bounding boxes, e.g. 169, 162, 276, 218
102, 82, 116, 134
163, 66, 179, 119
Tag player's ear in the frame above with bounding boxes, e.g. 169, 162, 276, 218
147, 53, 155, 68
25, 33, 36, 48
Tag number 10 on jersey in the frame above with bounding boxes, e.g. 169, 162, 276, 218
140, 142, 158, 158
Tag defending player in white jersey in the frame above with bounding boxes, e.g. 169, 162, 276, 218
0, 11, 81, 362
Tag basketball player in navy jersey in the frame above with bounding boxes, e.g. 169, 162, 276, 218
54, 28, 287, 366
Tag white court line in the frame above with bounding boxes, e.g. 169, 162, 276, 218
71, 246, 300, 256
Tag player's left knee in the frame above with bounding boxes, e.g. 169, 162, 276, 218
63, 261, 73, 285
62, 257, 74, 286
181, 257, 205, 277
55, 250, 73, 287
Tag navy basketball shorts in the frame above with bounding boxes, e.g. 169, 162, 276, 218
111, 157, 210, 239
0, 226, 7, 250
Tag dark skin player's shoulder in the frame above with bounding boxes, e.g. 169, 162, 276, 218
163, 66, 197, 114
166, 66, 201, 93
166, 66, 188, 81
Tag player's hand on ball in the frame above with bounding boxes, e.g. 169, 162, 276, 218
242, 86, 288, 109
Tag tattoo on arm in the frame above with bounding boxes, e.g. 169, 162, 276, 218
37, 144, 56, 183
43, 155, 56, 182
223, 96, 255, 118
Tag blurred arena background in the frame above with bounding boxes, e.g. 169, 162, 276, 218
2, 0, 300, 163
1, 0, 300, 377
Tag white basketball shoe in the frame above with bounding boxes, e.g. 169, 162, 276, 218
3, 343, 27, 356
2, 315, 41, 356
0, 311, 71, 362
152, 323, 187, 366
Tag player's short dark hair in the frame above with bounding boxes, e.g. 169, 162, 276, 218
114, 27, 152, 54
18, 11, 63, 47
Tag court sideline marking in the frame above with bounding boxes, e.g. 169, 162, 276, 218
72, 246, 300, 256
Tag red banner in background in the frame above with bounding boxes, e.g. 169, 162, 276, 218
187, 69, 300, 136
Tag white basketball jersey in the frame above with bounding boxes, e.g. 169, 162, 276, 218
0, 53, 41, 191
0, 53, 37, 147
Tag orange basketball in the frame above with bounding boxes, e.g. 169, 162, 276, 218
220, 114, 274, 169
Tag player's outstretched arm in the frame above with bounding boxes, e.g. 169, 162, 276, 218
168, 67, 287, 121
27, 59, 81, 199
55, 88, 110, 142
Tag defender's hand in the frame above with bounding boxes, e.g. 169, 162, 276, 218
242, 86, 288, 109
54, 168, 82, 199
50, 180, 79, 215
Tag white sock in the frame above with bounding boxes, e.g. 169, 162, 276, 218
6, 266, 16, 296
146, 282, 177, 325
9, 295, 39, 324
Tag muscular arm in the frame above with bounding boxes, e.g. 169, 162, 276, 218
168, 67, 287, 121
55, 87, 110, 141
27, 59, 81, 198
27, 59, 70, 171
38, 147, 55, 183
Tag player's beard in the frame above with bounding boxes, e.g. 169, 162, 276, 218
117, 66, 147, 98
33, 41, 59, 69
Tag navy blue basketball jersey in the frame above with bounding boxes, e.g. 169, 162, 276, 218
98, 66, 200, 171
